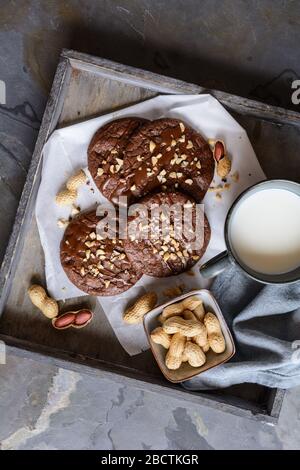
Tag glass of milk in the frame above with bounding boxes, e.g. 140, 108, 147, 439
200, 180, 300, 284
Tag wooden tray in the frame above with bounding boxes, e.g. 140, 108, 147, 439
1, 49, 299, 424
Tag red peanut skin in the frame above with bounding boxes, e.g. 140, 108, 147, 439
53, 312, 76, 329
214, 141, 225, 162
74, 310, 93, 326
52, 309, 93, 330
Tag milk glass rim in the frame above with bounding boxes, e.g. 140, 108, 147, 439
224, 179, 300, 285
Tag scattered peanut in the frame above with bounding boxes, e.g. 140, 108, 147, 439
55, 169, 87, 206
73, 309, 93, 328
213, 140, 231, 178
123, 292, 157, 324
165, 333, 186, 370
150, 327, 171, 349
204, 312, 226, 353
55, 188, 77, 206
52, 312, 76, 329
184, 342, 206, 367
162, 286, 183, 298
66, 169, 87, 191
217, 156, 231, 178
52, 309, 93, 330
213, 140, 225, 162
28, 284, 58, 319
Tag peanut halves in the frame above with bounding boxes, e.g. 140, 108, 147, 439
213, 140, 231, 178
123, 292, 157, 324
52, 309, 93, 330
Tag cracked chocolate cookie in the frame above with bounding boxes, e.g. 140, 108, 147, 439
123, 191, 211, 277
60, 211, 142, 296
88, 117, 147, 204
123, 118, 215, 203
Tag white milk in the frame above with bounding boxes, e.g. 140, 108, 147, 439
229, 188, 300, 275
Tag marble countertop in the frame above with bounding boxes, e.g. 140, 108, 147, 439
0, 0, 300, 450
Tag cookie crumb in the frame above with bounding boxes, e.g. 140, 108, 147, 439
185, 270, 195, 276
71, 204, 80, 216
231, 171, 239, 182
57, 218, 69, 229
163, 286, 183, 298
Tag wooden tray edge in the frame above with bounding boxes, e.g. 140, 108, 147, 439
0, 49, 289, 422
0, 333, 279, 425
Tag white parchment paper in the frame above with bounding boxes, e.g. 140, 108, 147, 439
36, 94, 265, 355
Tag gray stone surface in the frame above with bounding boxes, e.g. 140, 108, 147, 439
0, 0, 300, 450
0, 353, 299, 450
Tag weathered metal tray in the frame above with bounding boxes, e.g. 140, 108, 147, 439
1, 49, 299, 424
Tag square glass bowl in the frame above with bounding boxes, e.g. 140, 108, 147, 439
143, 289, 235, 383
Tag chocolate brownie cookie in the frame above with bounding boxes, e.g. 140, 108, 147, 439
88, 117, 147, 204
60, 211, 142, 296
123, 192, 211, 277
123, 118, 214, 203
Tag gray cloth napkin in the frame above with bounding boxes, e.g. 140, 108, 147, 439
184, 266, 300, 391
